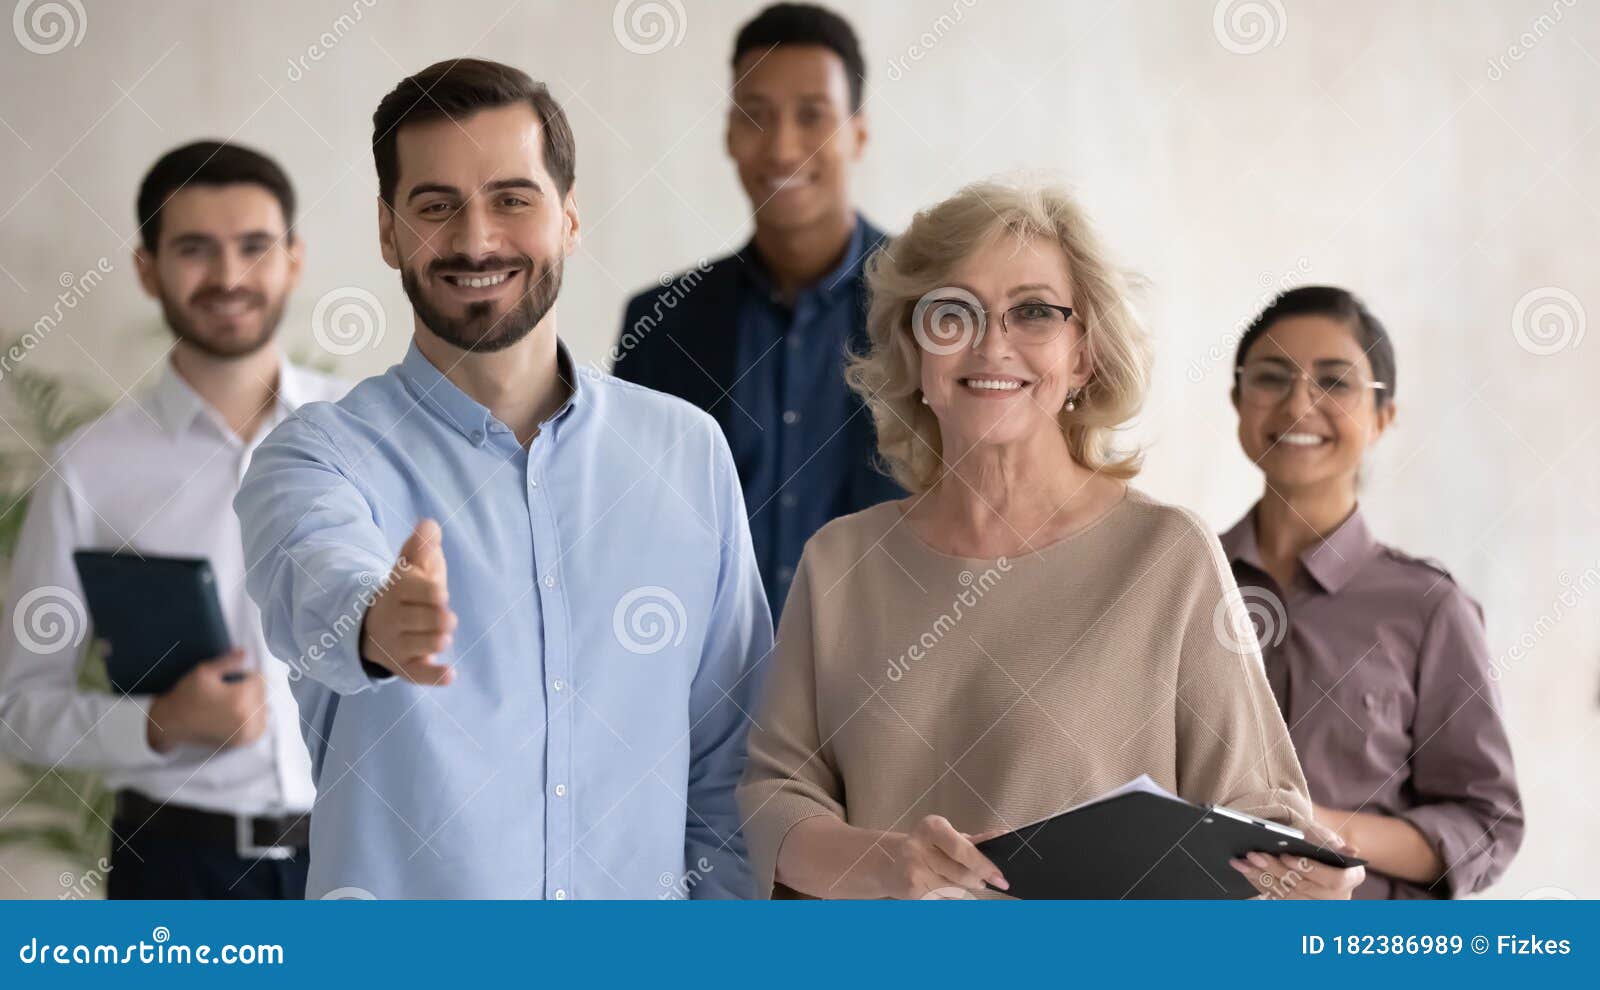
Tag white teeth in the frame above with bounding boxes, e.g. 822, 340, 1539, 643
454, 272, 510, 288
963, 378, 1023, 391
1277, 432, 1326, 446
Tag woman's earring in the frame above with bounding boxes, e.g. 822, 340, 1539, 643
920, 393, 930, 406
1064, 389, 1078, 413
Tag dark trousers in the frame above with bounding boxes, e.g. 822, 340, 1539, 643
106, 818, 308, 899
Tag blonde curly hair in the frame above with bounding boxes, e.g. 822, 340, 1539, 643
846, 178, 1153, 493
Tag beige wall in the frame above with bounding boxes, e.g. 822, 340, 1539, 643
1, 0, 1596, 898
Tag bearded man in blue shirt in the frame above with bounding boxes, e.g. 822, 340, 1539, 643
236, 58, 772, 900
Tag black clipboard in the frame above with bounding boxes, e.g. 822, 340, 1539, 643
71, 550, 233, 696
976, 780, 1365, 899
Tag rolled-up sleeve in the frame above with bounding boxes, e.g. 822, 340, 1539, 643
1398, 586, 1523, 896
234, 415, 397, 697
736, 547, 847, 898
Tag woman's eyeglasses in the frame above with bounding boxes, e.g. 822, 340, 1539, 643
1235, 363, 1387, 409
917, 298, 1075, 350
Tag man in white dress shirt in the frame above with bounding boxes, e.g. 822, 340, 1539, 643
0, 141, 345, 898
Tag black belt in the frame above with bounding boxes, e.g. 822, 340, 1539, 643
114, 790, 310, 860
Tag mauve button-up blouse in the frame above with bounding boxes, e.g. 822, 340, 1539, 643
1220, 505, 1523, 899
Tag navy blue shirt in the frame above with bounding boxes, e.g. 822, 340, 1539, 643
730, 219, 877, 617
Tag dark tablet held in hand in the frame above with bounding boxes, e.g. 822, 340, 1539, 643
71, 550, 233, 696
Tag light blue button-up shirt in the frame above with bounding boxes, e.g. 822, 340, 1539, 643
235, 340, 772, 899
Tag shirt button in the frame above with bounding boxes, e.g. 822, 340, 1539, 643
544, 575, 556, 589
470, 429, 484, 444
554, 784, 567, 797
529, 479, 539, 489
782, 410, 800, 425
554, 888, 567, 900
552, 678, 564, 692
779, 492, 798, 509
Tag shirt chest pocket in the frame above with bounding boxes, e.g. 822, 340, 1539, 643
1330, 677, 1415, 771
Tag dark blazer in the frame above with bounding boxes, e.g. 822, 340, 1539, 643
611, 221, 904, 518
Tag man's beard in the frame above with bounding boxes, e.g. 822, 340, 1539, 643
159, 286, 283, 359
402, 253, 563, 354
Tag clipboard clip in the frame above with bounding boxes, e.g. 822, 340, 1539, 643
1206, 804, 1305, 840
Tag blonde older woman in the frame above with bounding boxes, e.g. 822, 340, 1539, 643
736, 179, 1365, 900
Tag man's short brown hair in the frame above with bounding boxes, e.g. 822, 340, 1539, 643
372, 58, 576, 205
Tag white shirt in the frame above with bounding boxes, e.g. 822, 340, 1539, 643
0, 356, 347, 816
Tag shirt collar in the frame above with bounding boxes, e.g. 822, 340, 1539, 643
737, 212, 870, 304
1220, 502, 1378, 595
397, 337, 583, 445
148, 352, 303, 438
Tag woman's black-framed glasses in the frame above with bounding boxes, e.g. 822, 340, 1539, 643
922, 298, 1075, 348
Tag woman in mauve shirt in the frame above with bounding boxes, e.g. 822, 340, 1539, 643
1220, 285, 1523, 898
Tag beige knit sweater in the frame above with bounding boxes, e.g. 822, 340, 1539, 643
737, 488, 1317, 898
